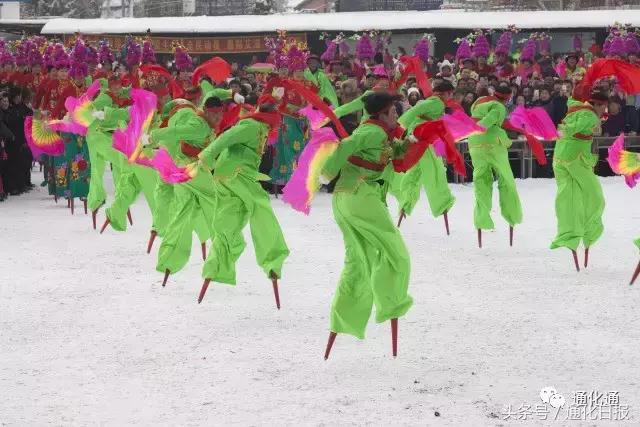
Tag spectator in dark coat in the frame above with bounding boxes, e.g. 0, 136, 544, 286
602, 97, 627, 137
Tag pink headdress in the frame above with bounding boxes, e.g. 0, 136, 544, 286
520, 37, 537, 63
121, 36, 142, 69
52, 43, 70, 70
142, 34, 156, 64
97, 39, 115, 64
355, 32, 375, 62
414, 33, 435, 64
495, 26, 518, 56
472, 31, 490, 59
173, 43, 193, 72
69, 37, 89, 79
455, 37, 472, 62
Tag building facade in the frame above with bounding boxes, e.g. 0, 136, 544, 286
335, 0, 443, 11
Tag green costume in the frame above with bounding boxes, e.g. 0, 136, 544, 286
635, 238, 640, 250
321, 121, 413, 339
396, 96, 455, 218
334, 90, 372, 121
199, 116, 289, 284
304, 68, 339, 107
468, 97, 523, 230
85, 88, 129, 212
154, 107, 216, 275
550, 99, 605, 251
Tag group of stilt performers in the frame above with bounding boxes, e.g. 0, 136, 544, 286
6, 26, 640, 358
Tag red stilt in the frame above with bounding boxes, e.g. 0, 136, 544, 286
584, 248, 589, 268
67, 198, 71, 208
572, 250, 580, 272
127, 209, 133, 226
397, 209, 406, 228
83, 199, 88, 215
509, 226, 514, 247
270, 271, 281, 310
99, 218, 110, 234
630, 261, 640, 286
443, 211, 450, 236
201, 242, 207, 261
198, 279, 211, 303
70, 198, 74, 215
162, 269, 170, 287
54, 194, 58, 204
477, 229, 482, 248
324, 332, 337, 360
147, 231, 157, 254
92, 209, 98, 230
391, 318, 398, 358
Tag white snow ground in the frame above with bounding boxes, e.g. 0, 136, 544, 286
1, 172, 640, 426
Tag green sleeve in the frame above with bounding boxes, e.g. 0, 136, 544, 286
561, 110, 599, 137
333, 93, 367, 119
92, 93, 114, 111
199, 121, 251, 169
399, 97, 445, 132
477, 102, 506, 129
151, 109, 210, 147
103, 106, 129, 124
318, 71, 339, 107
321, 130, 366, 180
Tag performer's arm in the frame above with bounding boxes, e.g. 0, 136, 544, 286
321, 132, 362, 180
198, 122, 247, 169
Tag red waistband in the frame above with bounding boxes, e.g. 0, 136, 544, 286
348, 156, 386, 171
573, 133, 593, 140
180, 141, 203, 158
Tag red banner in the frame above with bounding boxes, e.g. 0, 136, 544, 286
64, 34, 307, 54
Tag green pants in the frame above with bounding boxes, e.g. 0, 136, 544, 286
202, 174, 289, 285
105, 164, 158, 232
156, 166, 217, 275
551, 155, 605, 251
398, 146, 455, 217
330, 183, 413, 339
86, 129, 123, 212
469, 144, 522, 230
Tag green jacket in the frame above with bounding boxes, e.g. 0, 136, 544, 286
151, 108, 212, 163
554, 99, 600, 163
199, 118, 271, 181
322, 121, 399, 194
333, 90, 371, 121
88, 92, 129, 133
468, 97, 510, 148
199, 80, 232, 109
304, 68, 339, 107
398, 96, 445, 134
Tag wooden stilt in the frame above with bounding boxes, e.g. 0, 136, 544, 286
584, 248, 589, 268
324, 332, 337, 360
198, 279, 211, 303
443, 211, 450, 235
397, 209, 406, 228
509, 226, 514, 247
201, 242, 207, 261
99, 218, 110, 234
630, 261, 640, 286
391, 318, 398, 358
270, 271, 281, 310
147, 231, 157, 254
477, 229, 482, 248
162, 269, 170, 287
572, 250, 580, 272
83, 199, 87, 215
127, 209, 133, 226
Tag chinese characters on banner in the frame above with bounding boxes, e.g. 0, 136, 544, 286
63, 34, 307, 54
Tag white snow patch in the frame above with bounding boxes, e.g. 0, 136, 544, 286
1, 171, 640, 424
41, 9, 640, 35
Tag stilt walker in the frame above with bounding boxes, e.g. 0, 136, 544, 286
197, 94, 289, 306
321, 92, 415, 359
154, 96, 223, 286
550, 91, 608, 270
606, 135, 640, 284
86, 76, 130, 228
468, 85, 523, 247
396, 81, 456, 233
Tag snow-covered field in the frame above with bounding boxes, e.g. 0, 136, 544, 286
2, 172, 640, 426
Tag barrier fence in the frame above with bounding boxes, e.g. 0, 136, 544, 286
450, 136, 640, 183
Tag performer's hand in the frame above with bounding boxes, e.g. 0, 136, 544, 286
407, 135, 419, 144
233, 93, 245, 105
92, 110, 106, 120
141, 133, 150, 146
319, 174, 331, 185
273, 87, 285, 99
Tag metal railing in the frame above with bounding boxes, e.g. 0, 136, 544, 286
450, 136, 640, 183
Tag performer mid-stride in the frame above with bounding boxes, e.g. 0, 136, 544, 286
320, 92, 414, 360
550, 90, 608, 271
